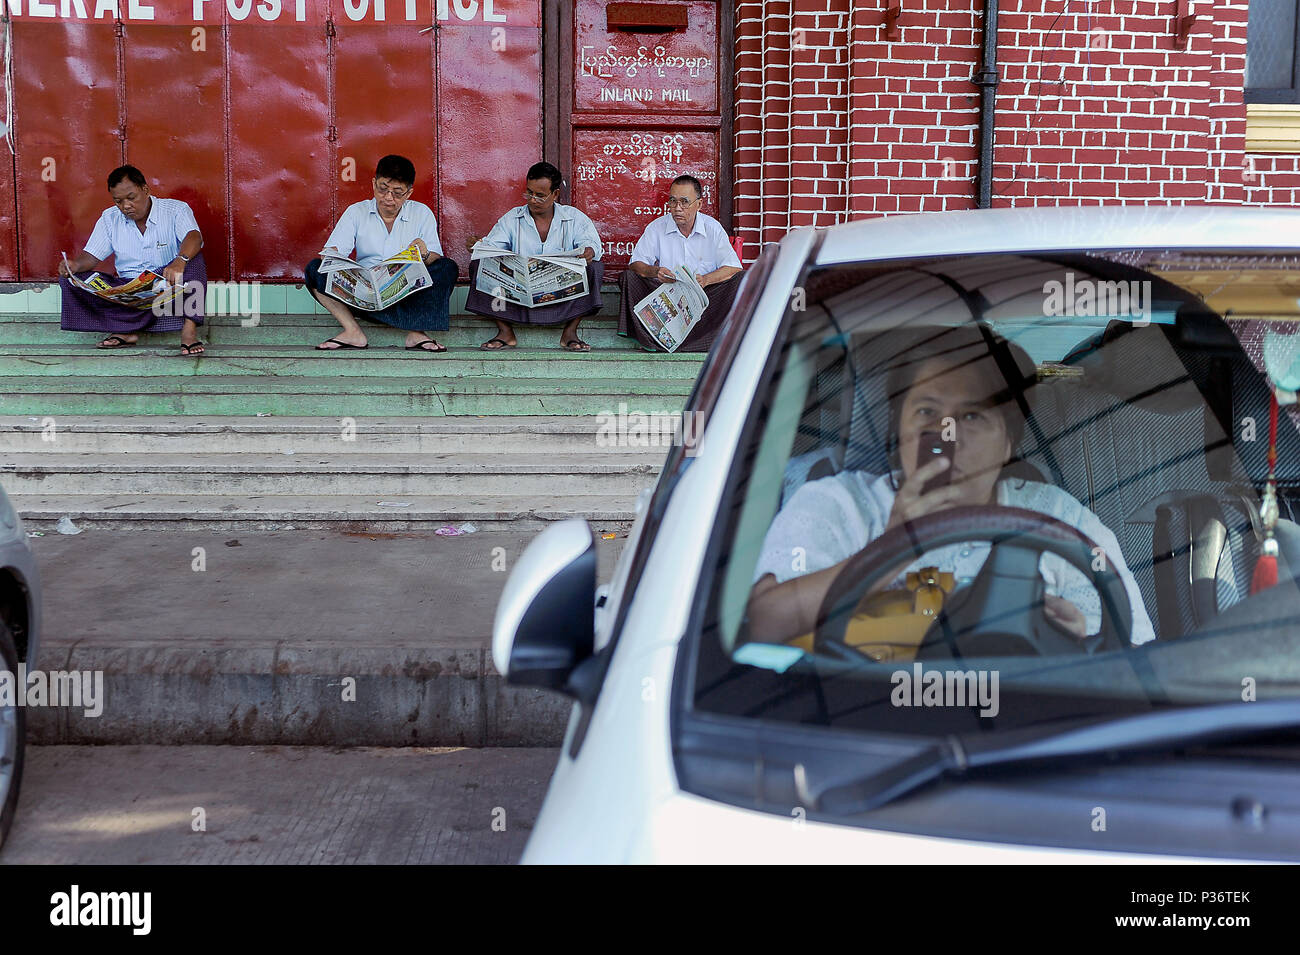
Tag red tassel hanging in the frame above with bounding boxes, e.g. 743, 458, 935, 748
1252, 390, 1282, 595
1251, 549, 1278, 595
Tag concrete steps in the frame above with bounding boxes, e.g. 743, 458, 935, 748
0, 312, 697, 417
0, 372, 693, 416
0, 343, 697, 378
2, 452, 657, 496
3, 416, 671, 530
0, 309, 642, 349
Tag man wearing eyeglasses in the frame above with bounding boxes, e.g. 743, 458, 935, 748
618, 174, 743, 353
303, 154, 457, 353
465, 161, 604, 352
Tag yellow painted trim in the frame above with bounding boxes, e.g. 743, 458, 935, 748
1247, 104, 1300, 153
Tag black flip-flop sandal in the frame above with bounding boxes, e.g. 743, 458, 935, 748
480, 337, 516, 351
179, 340, 206, 357
97, 335, 136, 350
406, 339, 447, 353
560, 337, 591, 352
315, 338, 368, 351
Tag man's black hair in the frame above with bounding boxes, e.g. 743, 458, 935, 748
671, 174, 703, 199
375, 155, 416, 187
527, 161, 564, 192
107, 165, 147, 190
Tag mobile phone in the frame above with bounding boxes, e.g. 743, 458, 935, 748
917, 432, 955, 494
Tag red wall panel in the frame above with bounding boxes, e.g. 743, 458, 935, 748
332, 22, 437, 237
0, 0, 552, 280
436, 1, 542, 277
574, 0, 718, 114
227, 18, 331, 280
567, 1, 727, 271
571, 128, 720, 265
13, 22, 122, 281
122, 22, 230, 280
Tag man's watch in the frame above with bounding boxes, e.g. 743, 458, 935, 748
177, 253, 191, 263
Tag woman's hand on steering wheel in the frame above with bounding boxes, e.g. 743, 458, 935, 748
1044, 593, 1088, 640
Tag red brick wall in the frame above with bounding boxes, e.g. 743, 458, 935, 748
733, 0, 1288, 260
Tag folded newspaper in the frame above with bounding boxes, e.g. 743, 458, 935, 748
62, 253, 184, 312
471, 243, 589, 308
631, 265, 708, 353
318, 242, 432, 311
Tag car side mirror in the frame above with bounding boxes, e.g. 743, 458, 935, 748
492, 519, 596, 696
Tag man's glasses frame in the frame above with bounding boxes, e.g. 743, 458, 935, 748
374, 182, 412, 200
666, 196, 701, 208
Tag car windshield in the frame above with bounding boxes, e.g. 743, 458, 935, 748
691, 249, 1300, 739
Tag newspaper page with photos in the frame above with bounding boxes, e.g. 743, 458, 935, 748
318, 242, 433, 312
471, 243, 589, 308
631, 265, 708, 353
62, 253, 185, 312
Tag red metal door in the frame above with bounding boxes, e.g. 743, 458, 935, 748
561, 0, 733, 272
332, 18, 438, 249
12, 20, 122, 281
122, 14, 230, 280
435, 0, 542, 276
228, 11, 332, 281
0, 2, 545, 281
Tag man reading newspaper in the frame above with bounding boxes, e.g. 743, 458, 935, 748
618, 174, 744, 354
317, 243, 433, 312
470, 244, 589, 308
630, 264, 709, 353
303, 154, 457, 353
464, 161, 604, 351
57, 164, 209, 356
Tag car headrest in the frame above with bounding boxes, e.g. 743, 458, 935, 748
1065, 319, 1232, 415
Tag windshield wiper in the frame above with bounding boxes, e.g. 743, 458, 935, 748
807, 700, 1300, 815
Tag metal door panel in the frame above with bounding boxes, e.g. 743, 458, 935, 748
123, 22, 230, 279
228, 18, 330, 280
13, 22, 121, 280
435, 2, 542, 276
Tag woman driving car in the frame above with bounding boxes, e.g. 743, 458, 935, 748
745, 323, 1157, 649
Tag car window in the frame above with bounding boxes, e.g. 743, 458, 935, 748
689, 250, 1300, 739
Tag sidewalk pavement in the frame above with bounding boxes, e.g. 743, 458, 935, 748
22, 527, 629, 745
2, 745, 559, 864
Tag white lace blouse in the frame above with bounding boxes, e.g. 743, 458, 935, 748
752, 471, 1157, 646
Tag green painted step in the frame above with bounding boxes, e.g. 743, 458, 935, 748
0, 313, 644, 349
0, 376, 694, 416
0, 344, 700, 379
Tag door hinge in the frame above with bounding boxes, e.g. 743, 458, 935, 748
114, 19, 124, 37
327, 125, 338, 142
325, 18, 336, 37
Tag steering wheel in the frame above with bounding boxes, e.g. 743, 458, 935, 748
814, 506, 1133, 662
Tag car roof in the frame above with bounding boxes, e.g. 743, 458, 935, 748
814, 205, 1300, 265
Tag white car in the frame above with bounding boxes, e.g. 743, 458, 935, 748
495, 206, 1300, 863
0, 479, 40, 850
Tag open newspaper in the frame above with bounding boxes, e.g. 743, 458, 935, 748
62, 253, 184, 311
318, 242, 432, 311
631, 265, 708, 353
471, 243, 589, 308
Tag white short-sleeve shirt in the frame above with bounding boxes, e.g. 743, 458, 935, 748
83, 196, 201, 280
752, 471, 1158, 646
630, 211, 741, 275
324, 199, 443, 268
478, 203, 603, 260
